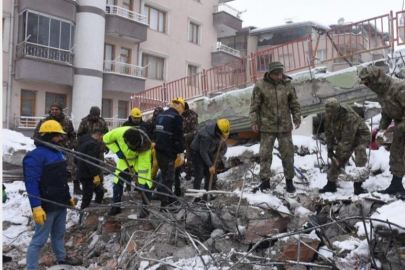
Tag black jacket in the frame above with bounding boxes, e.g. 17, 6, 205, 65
122, 116, 148, 131
75, 134, 101, 180
155, 107, 185, 158
190, 121, 221, 167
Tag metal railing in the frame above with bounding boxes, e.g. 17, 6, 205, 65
16, 42, 74, 65
105, 5, 148, 25
213, 42, 241, 57
214, 3, 242, 18
104, 117, 127, 129
103, 60, 146, 78
14, 116, 44, 129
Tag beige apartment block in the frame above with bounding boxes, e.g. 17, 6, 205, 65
2, 0, 243, 135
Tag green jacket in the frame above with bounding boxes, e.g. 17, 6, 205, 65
103, 127, 152, 188
325, 104, 371, 161
249, 73, 301, 132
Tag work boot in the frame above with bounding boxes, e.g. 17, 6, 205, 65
73, 181, 83, 195
353, 182, 368, 195
285, 179, 296, 193
57, 256, 82, 266
174, 186, 182, 197
108, 207, 121, 216
160, 199, 181, 213
319, 181, 337, 193
378, 175, 405, 195
3, 255, 12, 263
138, 207, 149, 219
252, 178, 270, 193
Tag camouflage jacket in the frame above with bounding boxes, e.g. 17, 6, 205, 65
249, 73, 301, 132
325, 104, 371, 161
77, 115, 109, 139
33, 113, 77, 149
367, 69, 405, 131
182, 109, 199, 136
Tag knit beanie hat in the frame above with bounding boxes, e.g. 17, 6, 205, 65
89, 106, 101, 116
50, 102, 63, 111
268, 61, 284, 74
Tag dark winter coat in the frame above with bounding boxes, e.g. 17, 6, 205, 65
77, 115, 109, 139
182, 109, 199, 136
122, 116, 148, 131
190, 121, 221, 168
75, 134, 101, 180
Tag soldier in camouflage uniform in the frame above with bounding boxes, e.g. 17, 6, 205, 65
144, 107, 164, 142
77, 107, 109, 192
320, 98, 371, 195
359, 66, 405, 195
249, 61, 301, 193
33, 103, 79, 193
182, 102, 199, 180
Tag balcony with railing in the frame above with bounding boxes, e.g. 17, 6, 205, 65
105, 5, 148, 42
104, 117, 127, 129
211, 42, 241, 66
103, 61, 146, 93
213, 3, 242, 38
15, 42, 74, 86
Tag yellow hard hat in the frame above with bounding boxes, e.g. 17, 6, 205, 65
39, 120, 66, 134
130, 107, 142, 117
217, 118, 230, 136
171, 97, 185, 108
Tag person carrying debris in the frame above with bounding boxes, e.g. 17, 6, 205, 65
143, 106, 164, 142
75, 129, 106, 209
77, 106, 109, 193
182, 102, 199, 180
123, 107, 148, 131
359, 66, 405, 195
154, 98, 186, 210
23, 120, 81, 269
249, 61, 301, 194
103, 127, 152, 217
33, 103, 79, 194
320, 98, 371, 194
191, 119, 230, 200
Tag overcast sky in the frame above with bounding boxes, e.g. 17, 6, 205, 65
230, 0, 404, 28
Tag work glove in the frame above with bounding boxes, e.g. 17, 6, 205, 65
2, 189, 7, 204
93, 175, 101, 186
116, 150, 124, 159
33, 206, 47, 226
179, 153, 185, 166
70, 198, 76, 208
209, 166, 216, 175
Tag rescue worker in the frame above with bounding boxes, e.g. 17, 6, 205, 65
33, 103, 79, 194
182, 102, 199, 180
154, 98, 186, 209
23, 120, 80, 269
249, 61, 301, 193
75, 129, 105, 209
103, 127, 152, 217
320, 98, 371, 194
123, 107, 147, 130
359, 66, 405, 195
77, 106, 109, 191
144, 106, 164, 142
191, 119, 230, 200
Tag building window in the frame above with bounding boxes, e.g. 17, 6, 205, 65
187, 64, 198, 86
315, 49, 326, 64
188, 22, 200, 44
21, 90, 36, 117
102, 99, 113, 118
122, 0, 132, 10
120, 48, 131, 74
144, 5, 166, 33
45, 93, 67, 114
104, 44, 115, 71
142, 53, 164, 80
118, 101, 128, 119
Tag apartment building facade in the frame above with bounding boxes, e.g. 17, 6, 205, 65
2, 0, 242, 132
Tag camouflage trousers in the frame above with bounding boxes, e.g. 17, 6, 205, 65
66, 154, 77, 183
184, 133, 195, 177
390, 128, 405, 178
327, 143, 368, 182
260, 132, 295, 180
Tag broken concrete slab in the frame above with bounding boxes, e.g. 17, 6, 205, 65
245, 215, 290, 244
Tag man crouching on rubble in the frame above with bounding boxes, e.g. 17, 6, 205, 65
359, 66, 405, 195
320, 98, 371, 195
103, 127, 152, 217
23, 120, 81, 269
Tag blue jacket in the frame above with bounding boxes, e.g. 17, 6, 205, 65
23, 144, 71, 213
155, 107, 185, 158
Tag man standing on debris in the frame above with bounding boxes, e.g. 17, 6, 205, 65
182, 102, 199, 180
249, 61, 301, 193
123, 107, 147, 131
191, 119, 230, 200
144, 106, 164, 142
77, 106, 109, 192
103, 127, 152, 217
155, 98, 186, 209
75, 129, 106, 209
34, 103, 79, 194
320, 98, 371, 194
359, 66, 405, 195
24, 120, 81, 269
